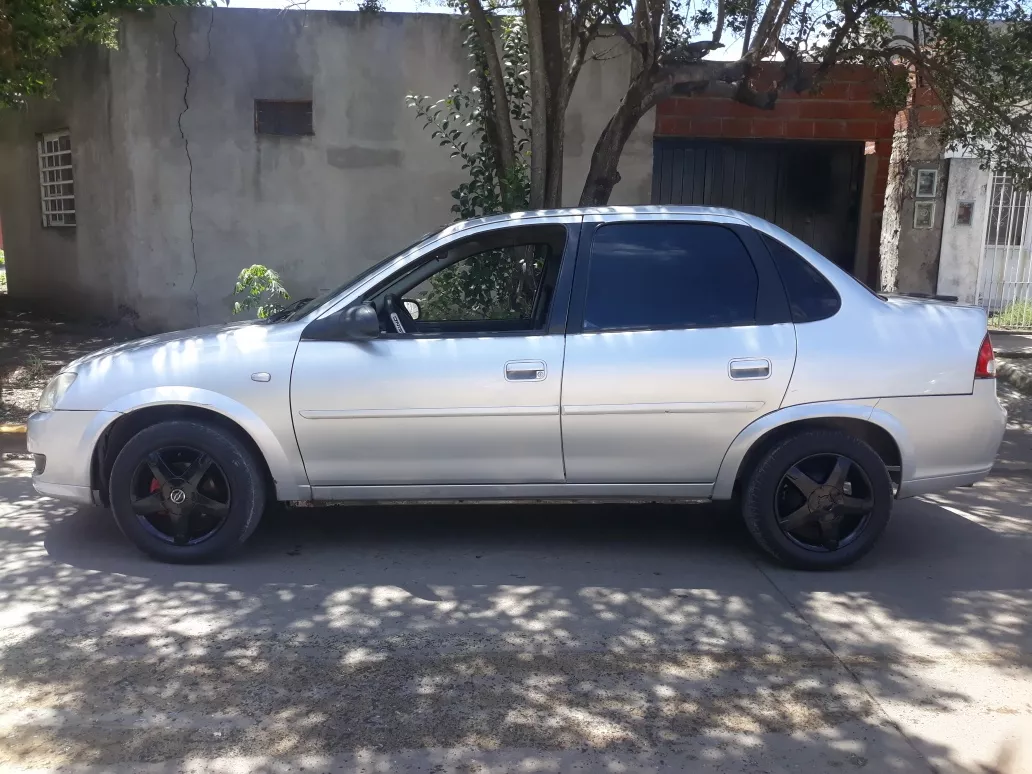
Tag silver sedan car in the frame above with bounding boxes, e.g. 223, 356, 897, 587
27, 207, 1006, 569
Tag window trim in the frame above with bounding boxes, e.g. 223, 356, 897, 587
37, 130, 76, 228
566, 219, 790, 335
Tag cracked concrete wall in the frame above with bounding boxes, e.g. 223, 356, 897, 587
0, 8, 653, 330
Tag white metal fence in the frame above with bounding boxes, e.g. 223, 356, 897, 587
976, 172, 1032, 329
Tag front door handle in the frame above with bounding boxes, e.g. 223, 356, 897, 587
729, 358, 771, 380
505, 360, 547, 382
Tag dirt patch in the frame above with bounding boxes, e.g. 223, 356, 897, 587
0, 312, 137, 424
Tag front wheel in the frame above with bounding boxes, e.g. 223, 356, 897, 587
742, 429, 893, 570
109, 420, 266, 563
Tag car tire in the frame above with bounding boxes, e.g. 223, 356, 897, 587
742, 429, 893, 570
109, 419, 266, 563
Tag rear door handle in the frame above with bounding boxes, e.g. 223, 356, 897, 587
729, 358, 771, 380
505, 360, 547, 382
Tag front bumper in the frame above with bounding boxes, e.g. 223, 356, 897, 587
26, 409, 120, 506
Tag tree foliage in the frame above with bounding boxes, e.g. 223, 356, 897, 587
0, 0, 209, 108
407, 16, 532, 219
232, 264, 290, 320
411, 0, 1032, 212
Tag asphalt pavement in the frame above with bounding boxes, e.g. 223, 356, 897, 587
0, 394, 1031, 773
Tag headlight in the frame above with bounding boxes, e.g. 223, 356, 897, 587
37, 372, 77, 412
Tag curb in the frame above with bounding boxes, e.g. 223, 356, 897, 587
998, 360, 1032, 397
0, 423, 27, 454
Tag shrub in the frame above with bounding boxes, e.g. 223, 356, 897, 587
231, 265, 289, 320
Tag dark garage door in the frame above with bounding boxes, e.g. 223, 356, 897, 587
652, 139, 865, 273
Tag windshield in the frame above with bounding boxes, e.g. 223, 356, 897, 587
274, 229, 443, 322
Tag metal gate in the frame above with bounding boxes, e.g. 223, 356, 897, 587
976, 172, 1032, 329
652, 138, 865, 273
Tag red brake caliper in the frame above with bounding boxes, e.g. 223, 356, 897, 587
149, 478, 161, 494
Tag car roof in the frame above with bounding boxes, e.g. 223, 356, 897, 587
442, 205, 756, 234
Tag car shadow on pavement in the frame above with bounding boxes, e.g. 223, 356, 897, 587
0, 457, 1028, 772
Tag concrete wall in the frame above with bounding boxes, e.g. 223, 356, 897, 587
893, 130, 948, 294
0, 42, 135, 319
0, 9, 653, 330
936, 157, 989, 303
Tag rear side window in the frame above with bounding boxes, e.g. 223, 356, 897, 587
762, 235, 841, 322
582, 223, 758, 331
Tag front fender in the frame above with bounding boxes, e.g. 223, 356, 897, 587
710, 400, 915, 500
100, 387, 310, 500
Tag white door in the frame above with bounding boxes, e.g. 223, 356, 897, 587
560, 216, 796, 483
291, 221, 577, 489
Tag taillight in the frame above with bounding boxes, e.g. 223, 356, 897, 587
975, 334, 996, 379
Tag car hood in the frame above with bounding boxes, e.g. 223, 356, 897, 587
65, 321, 262, 372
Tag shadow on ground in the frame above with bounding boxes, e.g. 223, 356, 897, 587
1, 452, 1030, 771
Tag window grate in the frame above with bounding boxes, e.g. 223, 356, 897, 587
37, 131, 76, 227
986, 172, 1029, 247
254, 100, 314, 136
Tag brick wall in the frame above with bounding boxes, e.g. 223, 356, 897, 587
655, 65, 898, 284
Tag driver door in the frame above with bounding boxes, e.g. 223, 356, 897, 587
290, 219, 578, 493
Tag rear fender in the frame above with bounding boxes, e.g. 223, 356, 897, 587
711, 400, 915, 500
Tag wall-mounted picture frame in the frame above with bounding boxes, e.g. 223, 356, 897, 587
914, 200, 936, 228
956, 200, 975, 226
916, 168, 938, 198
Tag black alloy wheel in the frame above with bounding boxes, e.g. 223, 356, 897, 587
773, 453, 874, 552
742, 429, 893, 570
109, 420, 266, 563
130, 446, 232, 546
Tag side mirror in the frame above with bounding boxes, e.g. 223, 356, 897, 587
403, 298, 421, 320
339, 303, 381, 340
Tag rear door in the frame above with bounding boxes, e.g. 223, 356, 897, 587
560, 213, 797, 484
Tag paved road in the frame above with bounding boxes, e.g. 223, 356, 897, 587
1, 395, 1030, 773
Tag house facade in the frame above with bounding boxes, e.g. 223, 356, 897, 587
2, 7, 1007, 331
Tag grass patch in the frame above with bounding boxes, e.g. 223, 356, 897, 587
989, 299, 1032, 329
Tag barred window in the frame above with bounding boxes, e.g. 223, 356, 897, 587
38, 131, 75, 227
986, 172, 1029, 247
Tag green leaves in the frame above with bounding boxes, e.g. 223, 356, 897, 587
231, 264, 290, 320
1, 0, 211, 108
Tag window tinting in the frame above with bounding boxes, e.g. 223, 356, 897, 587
255, 100, 313, 136
762, 235, 841, 322
582, 223, 758, 331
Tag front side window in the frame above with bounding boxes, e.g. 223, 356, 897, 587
581, 222, 758, 331
409, 242, 551, 323
376, 224, 567, 335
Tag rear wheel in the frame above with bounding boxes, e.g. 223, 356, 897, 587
743, 430, 893, 569
109, 420, 266, 563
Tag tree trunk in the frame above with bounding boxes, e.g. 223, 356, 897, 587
578, 80, 655, 206
545, 109, 565, 207
523, 0, 550, 209
466, 0, 517, 177
878, 128, 908, 293
539, 0, 566, 208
